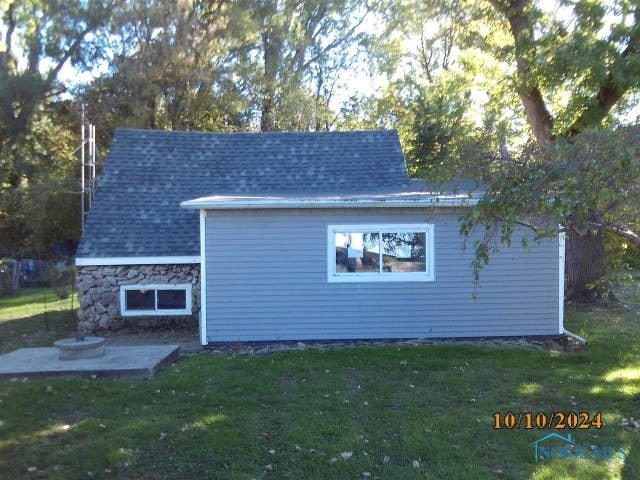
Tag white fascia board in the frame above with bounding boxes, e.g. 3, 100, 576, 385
75, 256, 201, 266
180, 197, 479, 210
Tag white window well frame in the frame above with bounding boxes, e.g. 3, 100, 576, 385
120, 284, 192, 316
328, 224, 435, 282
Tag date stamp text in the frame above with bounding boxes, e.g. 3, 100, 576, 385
492, 411, 603, 430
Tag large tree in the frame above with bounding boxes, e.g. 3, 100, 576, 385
0, 0, 118, 257
338, 0, 518, 178
244, 0, 371, 132
387, 0, 640, 299
85, 0, 373, 136
83, 0, 251, 137
0, 0, 116, 148
0, 101, 82, 256
479, 0, 640, 299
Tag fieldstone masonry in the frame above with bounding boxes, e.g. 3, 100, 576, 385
76, 264, 200, 333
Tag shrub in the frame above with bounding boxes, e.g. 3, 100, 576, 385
605, 232, 640, 271
48, 263, 75, 300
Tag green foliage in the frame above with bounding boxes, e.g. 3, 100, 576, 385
338, 1, 527, 180
0, 0, 116, 141
4, 0, 640, 279
605, 233, 640, 271
409, 83, 472, 176
82, 1, 250, 134
384, 0, 640, 297
47, 263, 75, 300
0, 1, 115, 257
460, 126, 640, 282
336, 79, 418, 141
0, 102, 81, 256
84, 0, 374, 134
406, 72, 506, 181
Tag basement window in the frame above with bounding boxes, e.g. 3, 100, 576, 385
328, 224, 435, 282
120, 284, 192, 316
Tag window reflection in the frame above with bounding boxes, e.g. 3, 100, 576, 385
335, 230, 427, 274
335, 232, 379, 272
382, 232, 426, 272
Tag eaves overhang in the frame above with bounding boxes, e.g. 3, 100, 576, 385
180, 192, 482, 210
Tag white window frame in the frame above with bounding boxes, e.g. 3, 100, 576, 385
327, 224, 435, 283
120, 284, 192, 316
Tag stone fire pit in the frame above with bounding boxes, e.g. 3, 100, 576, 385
53, 336, 106, 360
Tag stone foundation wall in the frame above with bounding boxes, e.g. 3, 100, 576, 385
76, 264, 200, 333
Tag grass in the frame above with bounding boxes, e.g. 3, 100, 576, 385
1, 281, 640, 479
0, 288, 78, 354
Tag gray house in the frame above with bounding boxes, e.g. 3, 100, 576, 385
76, 129, 564, 344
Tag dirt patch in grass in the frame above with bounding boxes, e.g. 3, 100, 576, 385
204, 335, 570, 358
100, 327, 201, 353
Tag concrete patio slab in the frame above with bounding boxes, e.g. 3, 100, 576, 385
0, 345, 180, 381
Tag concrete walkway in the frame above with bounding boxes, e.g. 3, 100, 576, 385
0, 344, 180, 381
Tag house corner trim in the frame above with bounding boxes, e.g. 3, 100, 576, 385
199, 209, 208, 345
559, 232, 566, 334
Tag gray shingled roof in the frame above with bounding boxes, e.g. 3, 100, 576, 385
77, 129, 413, 259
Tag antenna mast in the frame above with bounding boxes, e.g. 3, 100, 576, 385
80, 104, 96, 231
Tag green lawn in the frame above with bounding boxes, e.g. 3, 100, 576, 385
0, 288, 78, 354
1, 282, 639, 479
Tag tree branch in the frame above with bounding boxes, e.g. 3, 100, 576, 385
301, 8, 368, 71
43, 22, 96, 92
0, 2, 16, 79
486, 0, 554, 150
567, 4, 640, 135
566, 215, 640, 250
601, 224, 640, 249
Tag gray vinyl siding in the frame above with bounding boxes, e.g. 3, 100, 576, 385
204, 208, 560, 342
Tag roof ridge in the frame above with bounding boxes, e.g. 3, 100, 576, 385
114, 128, 398, 136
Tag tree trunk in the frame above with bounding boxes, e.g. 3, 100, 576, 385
565, 229, 609, 300
260, 1, 282, 133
